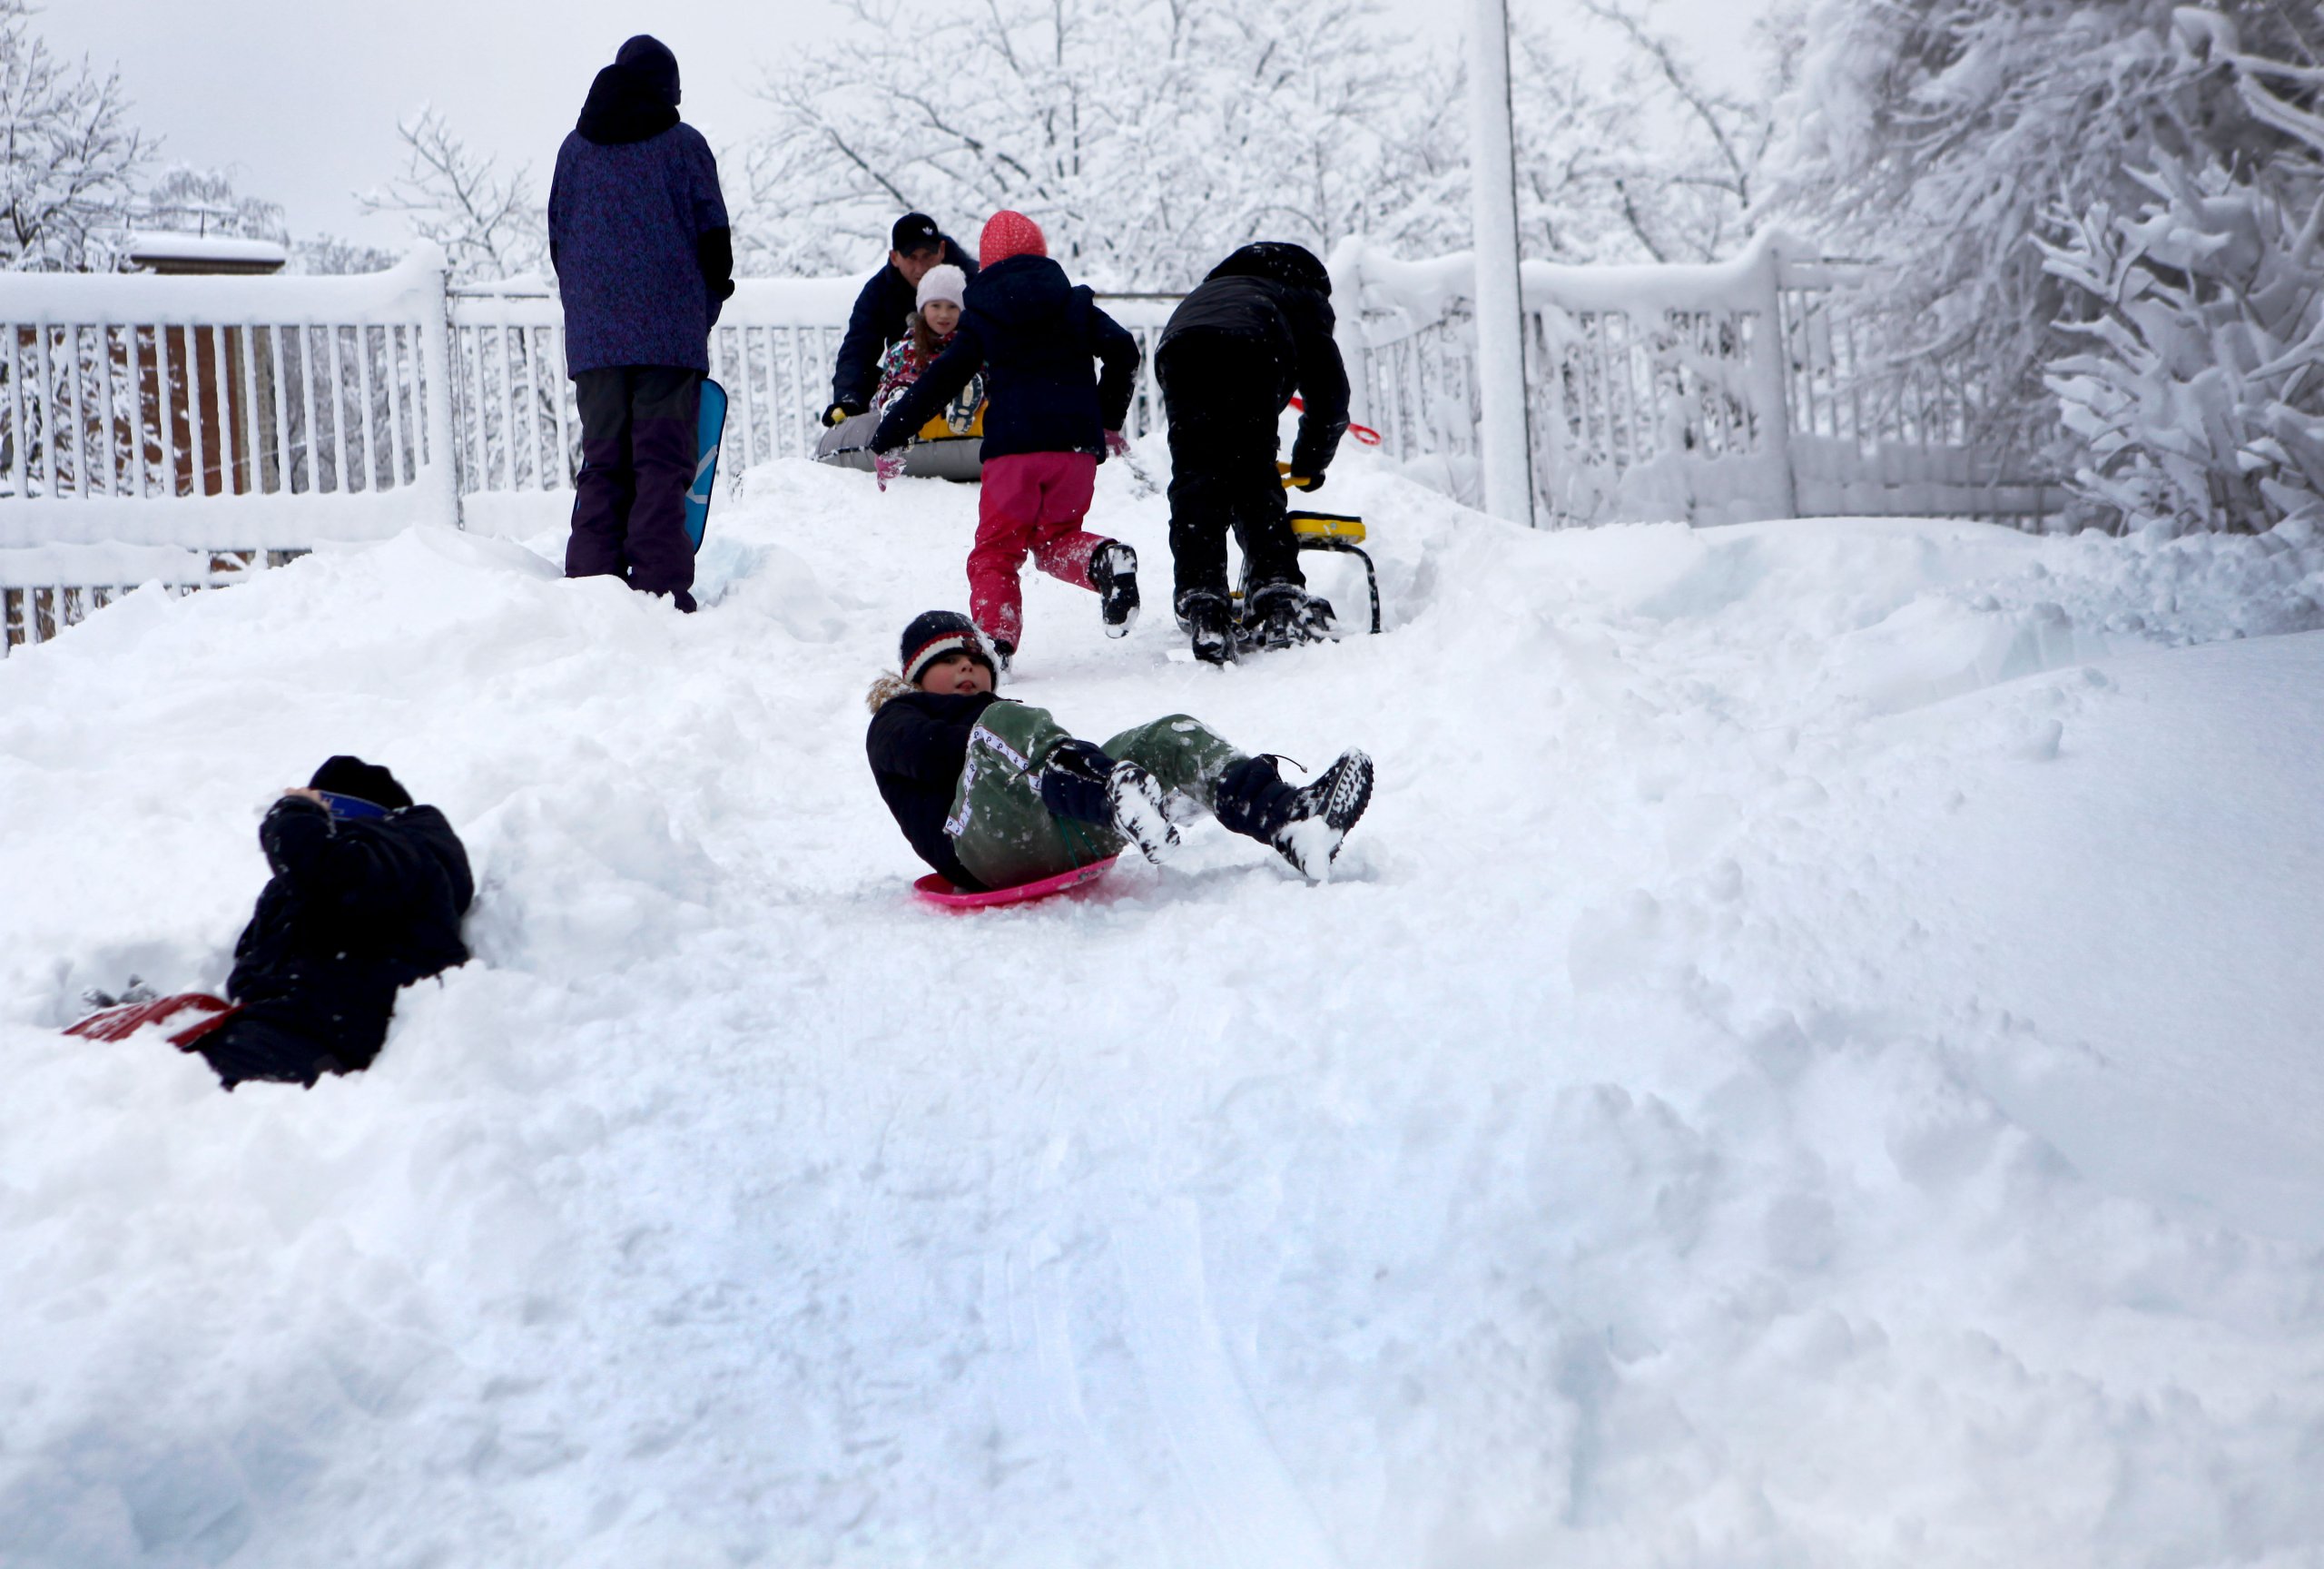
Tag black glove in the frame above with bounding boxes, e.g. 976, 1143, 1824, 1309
1285, 471, 1325, 493
823, 402, 864, 428
1039, 739, 1117, 824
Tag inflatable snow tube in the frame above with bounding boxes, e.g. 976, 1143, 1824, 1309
814, 412, 985, 482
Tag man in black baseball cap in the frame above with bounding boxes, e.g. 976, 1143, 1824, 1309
822, 212, 980, 429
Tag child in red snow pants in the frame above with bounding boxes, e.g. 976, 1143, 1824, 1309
970, 450, 1106, 651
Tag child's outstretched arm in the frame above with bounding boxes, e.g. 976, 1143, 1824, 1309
869, 326, 988, 454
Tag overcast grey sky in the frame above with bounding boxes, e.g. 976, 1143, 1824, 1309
47, 0, 1769, 256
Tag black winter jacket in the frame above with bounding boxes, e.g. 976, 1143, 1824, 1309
867, 688, 1007, 891
831, 236, 980, 410
870, 255, 1140, 463
226, 797, 475, 1071
1159, 245, 1351, 479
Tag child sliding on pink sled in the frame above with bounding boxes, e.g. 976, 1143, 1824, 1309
867, 612, 1374, 893
867, 212, 1144, 666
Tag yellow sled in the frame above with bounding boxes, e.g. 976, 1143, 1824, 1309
1268, 464, 1381, 635
919, 406, 984, 442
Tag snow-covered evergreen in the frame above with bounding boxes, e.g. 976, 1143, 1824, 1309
1765, 0, 2324, 523
2039, 15, 2324, 533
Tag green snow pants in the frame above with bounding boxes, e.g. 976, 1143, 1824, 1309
947, 704, 1247, 890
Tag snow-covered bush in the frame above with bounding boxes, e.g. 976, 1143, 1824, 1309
2040, 157, 2324, 533
1760, 0, 2305, 469
2034, 11, 2324, 533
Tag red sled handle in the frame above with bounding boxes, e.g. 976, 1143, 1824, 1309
1289, 396, 1382, 447
65, 992, 241, 1049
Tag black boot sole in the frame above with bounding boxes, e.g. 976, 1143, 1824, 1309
1094, 543, 1139, 637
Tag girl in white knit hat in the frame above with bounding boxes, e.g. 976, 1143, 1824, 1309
872, 263, 981, 432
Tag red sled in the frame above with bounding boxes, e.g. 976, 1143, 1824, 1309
65, 992, 241, 1048
913, 855, 1119, 910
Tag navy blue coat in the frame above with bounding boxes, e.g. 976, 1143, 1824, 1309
870, 255, 1140, 463
867, 688, 1008, 891
226, 797, 475, 1071
831, 236, 980, 411
547, 54, 732, 375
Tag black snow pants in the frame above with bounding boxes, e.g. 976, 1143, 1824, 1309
192, 1016, 345, 1091
567, 366, 700, 612
1157, 331, 1303, 613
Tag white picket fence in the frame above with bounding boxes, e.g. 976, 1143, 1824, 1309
1, 236, 2058, 655
440, 279, 1181, 539
0, 247, 458, 651
1336, 231, 2062, 528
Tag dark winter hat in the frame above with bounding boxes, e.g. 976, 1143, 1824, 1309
1207, 241, 1332, 298
900, 611, 996, 686
308, 755, 413, 812
891, 212, 943, 256
979, 211, 1048, 267
615, 35, 681, 106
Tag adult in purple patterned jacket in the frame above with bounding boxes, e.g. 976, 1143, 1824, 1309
547, 35, 734, 614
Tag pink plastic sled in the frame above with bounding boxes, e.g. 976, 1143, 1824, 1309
913, 855, 1120, 910
65, 992, 241, 1048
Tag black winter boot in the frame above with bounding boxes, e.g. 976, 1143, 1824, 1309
1177, 589, 1235, 666
1247, 583, 1305, 651
1213, 750, 1375, 879
1089, 541, 1140, 637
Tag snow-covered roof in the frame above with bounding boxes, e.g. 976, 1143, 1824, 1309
122, 231, 290, 275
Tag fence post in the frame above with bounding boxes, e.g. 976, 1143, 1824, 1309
412, 243, 464, 531
1326, 237, 1376, 438
1467, 0, 1538, 528
1752, 233, 1800, 521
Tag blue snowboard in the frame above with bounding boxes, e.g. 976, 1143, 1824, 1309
684, 378, 728, 552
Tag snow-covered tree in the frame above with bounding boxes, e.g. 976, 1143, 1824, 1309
139, 164, 287, 243
0, 0, 148, 271
2039, 15, 2324, 533
1766, 0, 2195, 460
1549, 0, 1790, 264
741, 0, 1794, 286
359, 107, 547, 282
743, 0, 1461, 287
292, 234, 398, 276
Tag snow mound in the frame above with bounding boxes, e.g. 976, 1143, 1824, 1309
4, 452, 2322, 1567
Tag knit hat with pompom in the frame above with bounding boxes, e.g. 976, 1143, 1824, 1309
899, 610, 997, 686
978, 211, 1048, 266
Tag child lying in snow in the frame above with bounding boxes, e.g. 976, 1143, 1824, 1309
81, 757, 474, 1090
865, 611, 1374, 892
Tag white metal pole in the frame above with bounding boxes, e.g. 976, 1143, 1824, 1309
1469, 0, 1537, 526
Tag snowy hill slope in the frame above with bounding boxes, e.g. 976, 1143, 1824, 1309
3, 455, 2323, 1567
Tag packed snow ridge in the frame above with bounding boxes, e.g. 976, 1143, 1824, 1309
5, 450, 2324, 1567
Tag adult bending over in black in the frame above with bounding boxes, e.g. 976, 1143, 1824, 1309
1155, 242, 1351, 664
197, 756, 474, 1090
824, 212, 980, 428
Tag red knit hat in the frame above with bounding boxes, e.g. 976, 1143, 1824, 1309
979, 210, 1048, 266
